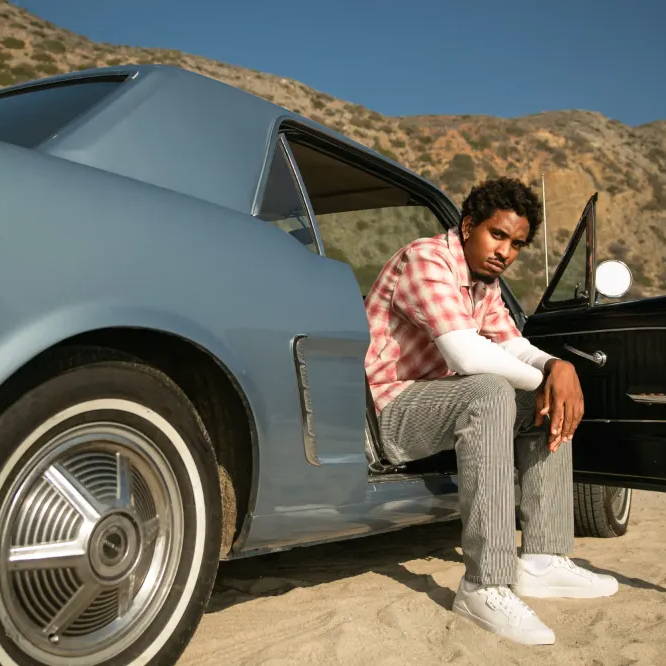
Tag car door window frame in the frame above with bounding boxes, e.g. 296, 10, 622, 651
279, 121, 460, 229
279, 135, 326, 255
535, 193, 598, 313
253, 133, 325, 255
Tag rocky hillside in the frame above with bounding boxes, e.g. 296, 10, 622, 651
1, 0, 664, 311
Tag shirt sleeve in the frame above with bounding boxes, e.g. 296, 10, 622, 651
500, 336, 557, 372
392, 242, 477, 338
479, 283, 522, 344
435, 329, 544, 390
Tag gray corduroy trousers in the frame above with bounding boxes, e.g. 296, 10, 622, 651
379, 374, 574, 585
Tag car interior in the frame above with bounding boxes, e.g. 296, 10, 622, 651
283, 133, 463, 479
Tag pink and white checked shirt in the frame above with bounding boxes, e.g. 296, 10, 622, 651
365, 227, 522, 412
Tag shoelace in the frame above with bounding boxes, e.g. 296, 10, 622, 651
481, 585, 535, 620
551, 556, 595, 579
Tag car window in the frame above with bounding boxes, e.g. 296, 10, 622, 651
256, 140, 318, 252
286, 139, 444, 293
0, 77, 126, 148
316, 206, 442, 293
548, 228, 588, 304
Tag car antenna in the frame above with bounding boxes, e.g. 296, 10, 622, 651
541, 173, 549, 287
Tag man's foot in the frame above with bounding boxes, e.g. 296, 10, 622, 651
513, 555, 619, 598
452, 578, 555, 645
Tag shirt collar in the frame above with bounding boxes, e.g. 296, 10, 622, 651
444, 227, 492, 298
444, 227, 473, 288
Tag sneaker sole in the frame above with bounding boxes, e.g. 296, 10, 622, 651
512, 583, 619, 599
452, 600, 555, 646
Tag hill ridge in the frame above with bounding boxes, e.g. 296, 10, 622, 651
0, 0, 663, 310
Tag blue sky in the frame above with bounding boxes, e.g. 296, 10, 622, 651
12, 0, 666, 126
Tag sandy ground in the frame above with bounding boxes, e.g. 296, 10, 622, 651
179, 490, 666, 665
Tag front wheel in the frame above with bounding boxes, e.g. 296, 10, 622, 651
0, 360, 221, 665
573, 482, 632, 538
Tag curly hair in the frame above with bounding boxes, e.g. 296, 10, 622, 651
460, 177, 542, 244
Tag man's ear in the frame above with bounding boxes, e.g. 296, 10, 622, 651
461, 216, 472, 242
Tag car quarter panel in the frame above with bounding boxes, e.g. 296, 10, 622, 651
41, 66, 283, 216
0, 141, 371, 547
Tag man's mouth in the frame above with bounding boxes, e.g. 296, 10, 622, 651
485, 259, 505, 273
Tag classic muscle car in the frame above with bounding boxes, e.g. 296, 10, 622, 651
0, 65, 663, 665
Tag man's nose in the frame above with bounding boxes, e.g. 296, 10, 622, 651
495, 241, 510, 261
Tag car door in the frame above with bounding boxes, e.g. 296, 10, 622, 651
523, 194, 666, 492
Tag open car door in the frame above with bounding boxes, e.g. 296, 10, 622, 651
523, 194, 666, 493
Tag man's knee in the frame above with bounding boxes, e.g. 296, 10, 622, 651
468, 374, 516, 404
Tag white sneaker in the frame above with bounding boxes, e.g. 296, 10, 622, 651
513, 555, 619, 598
452, 578, 555, 645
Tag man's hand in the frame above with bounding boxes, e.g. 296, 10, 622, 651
535, 359, 584, 453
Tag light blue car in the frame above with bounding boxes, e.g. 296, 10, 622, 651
0, 65, 662, 665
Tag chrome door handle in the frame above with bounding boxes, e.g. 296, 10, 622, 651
627, 393, 666, 405
563, 344, 607, 367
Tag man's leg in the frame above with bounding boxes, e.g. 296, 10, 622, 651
379, 374, 518, 585
379, 375, 556, 645
513, 389, 574, 556
512, 390, 618, 599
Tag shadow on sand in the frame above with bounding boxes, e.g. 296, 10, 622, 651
571, 557, 666, 593
206, 520, 464, 614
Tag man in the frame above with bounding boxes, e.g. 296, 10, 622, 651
364, 177, 617, 646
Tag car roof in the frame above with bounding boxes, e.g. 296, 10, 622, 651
3, 65, 452, 216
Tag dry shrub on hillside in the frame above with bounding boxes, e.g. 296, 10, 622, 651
11, 63, 37, 80
349, 114, 374, 130
31, 51, 54, 62
441, 153, 475, 192
40, 38, 66, 54
2, 37, 24, 49
35, 62, 59, 75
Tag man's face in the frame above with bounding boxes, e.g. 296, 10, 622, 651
461, 209, 529, 284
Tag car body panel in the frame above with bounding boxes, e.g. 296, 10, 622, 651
526, 302, 666, 491
524, 197, 666, 491
0, 137, 378, 552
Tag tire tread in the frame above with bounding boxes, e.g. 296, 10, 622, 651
574, 482, 630, 538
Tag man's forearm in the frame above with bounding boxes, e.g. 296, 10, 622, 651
500, 336, 557, 372
435, 329, 543, 391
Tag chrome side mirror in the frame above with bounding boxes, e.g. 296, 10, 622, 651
595, 260, 632, 298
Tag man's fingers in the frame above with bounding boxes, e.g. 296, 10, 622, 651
534, 389, 548, 427
549, 398, 563, 438
564, 397, 585, 440
561, 401, 574, 441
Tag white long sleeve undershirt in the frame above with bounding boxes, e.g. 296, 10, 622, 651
434, 329, 555, 391
498, 335, 556, 373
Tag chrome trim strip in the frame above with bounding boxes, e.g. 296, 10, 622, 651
582, 418, 666, 423
291, 335, 320, 466
529, 326, 666, 339
587, 196, 597, 308
626, 394, 666, 405
281, 135, 325, 256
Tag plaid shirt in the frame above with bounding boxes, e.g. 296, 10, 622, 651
365, 228, 522, 412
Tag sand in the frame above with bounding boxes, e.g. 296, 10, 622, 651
179, 490, 666, 665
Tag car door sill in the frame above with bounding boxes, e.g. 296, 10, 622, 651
368, 470, 456, 483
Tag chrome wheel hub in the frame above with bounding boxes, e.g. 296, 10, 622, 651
0, 414, 185, 664
89, 513, 140, 581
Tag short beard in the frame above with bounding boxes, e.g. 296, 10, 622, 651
470, 270, 499, 285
